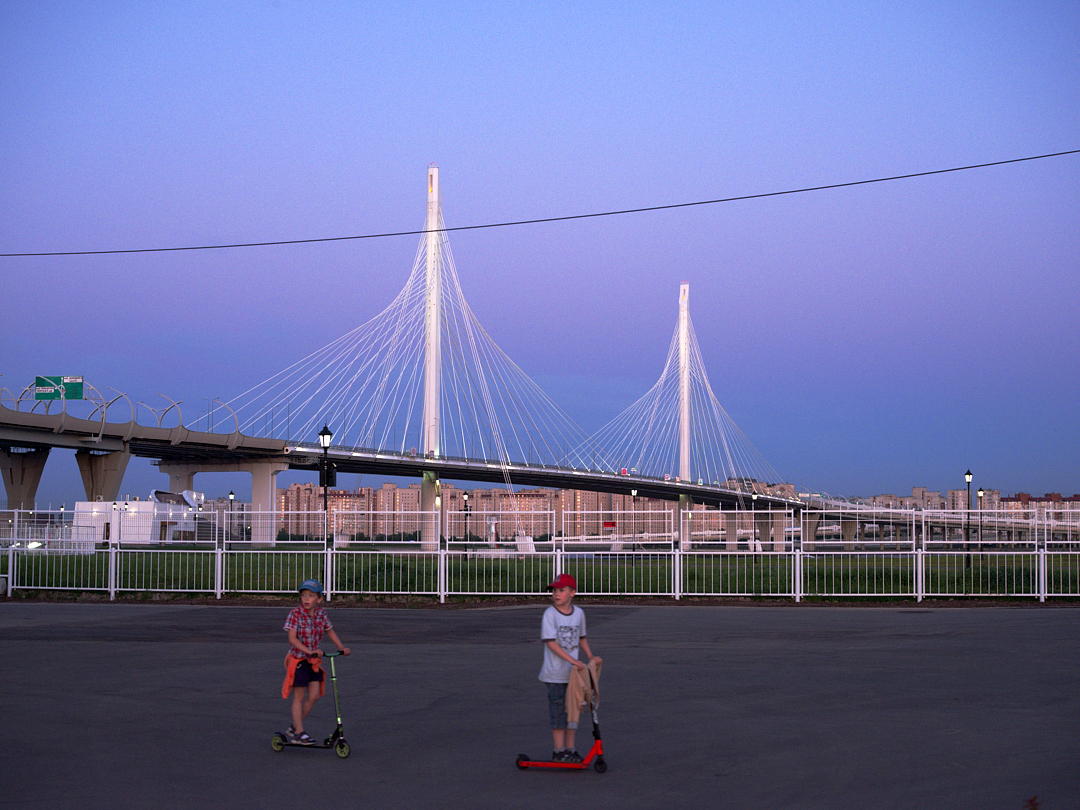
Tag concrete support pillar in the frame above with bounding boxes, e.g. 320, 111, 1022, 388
677, 494, 692, 550
673, 494, 691, 552
251, 462, 289, 546
0, 447, 50, 510
772, 512, 787, 552
157, 463, 198, 495
723, 512, 739, 550
802, 512, 820, 552
76, 449, 132, 503
250, 462, 286, 514
421, 470, 440, 551
753, 512, 770, 552
157, 459, 288, 545
841, 518, 857, 550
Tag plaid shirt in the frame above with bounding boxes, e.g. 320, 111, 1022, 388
283, 606, 333, 659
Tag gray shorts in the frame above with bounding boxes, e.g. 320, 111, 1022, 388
546, 682, 577, 730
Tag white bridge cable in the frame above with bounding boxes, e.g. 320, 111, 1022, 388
585, 310, 782, 491
224, 218, 612, 481
220, 202, 780, 500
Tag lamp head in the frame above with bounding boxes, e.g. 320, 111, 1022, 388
318, 424, 333, 449
965, 470, 972, 484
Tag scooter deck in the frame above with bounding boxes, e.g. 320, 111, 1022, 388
516, 740, 607, 772
274, 732, 333, 748
271, 728, 351, 758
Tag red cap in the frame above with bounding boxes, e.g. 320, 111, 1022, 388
548, 573, 577, 590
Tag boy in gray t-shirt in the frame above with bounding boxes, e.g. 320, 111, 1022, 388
539, 573, 601, 762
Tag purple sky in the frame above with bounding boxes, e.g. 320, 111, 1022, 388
2, 1, 1078, 506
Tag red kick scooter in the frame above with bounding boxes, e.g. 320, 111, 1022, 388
517, 668, 607, 773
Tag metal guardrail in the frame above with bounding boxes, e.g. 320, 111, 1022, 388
3, 507, 1079, 602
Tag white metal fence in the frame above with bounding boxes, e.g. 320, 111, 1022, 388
3, 506, 1079, 602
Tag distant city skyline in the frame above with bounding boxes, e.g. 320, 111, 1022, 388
10, 465, 1077, 513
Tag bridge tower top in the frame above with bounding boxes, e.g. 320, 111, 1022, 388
423, 165, 442, 459
678, 282, 690, 482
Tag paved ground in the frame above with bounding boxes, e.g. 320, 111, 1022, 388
1, 600, 1077, 809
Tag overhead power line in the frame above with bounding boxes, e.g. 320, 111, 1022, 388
2, 149, 1077, 258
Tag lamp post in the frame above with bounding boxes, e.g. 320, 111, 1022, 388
977, 487, 984, 553
631, 489, 637, 549
227, 491, 235, 546
318, 425, 333, 521
964, 470, 972, 569
463, 492, 471, 543
752, 492, 758, 552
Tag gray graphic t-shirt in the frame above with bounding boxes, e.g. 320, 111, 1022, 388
539, 604, 586, 683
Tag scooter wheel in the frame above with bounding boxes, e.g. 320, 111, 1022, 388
516, 754, 530, 770
271, 734, 286, 752
593, 757, 607, 773
335, 741, 350, 759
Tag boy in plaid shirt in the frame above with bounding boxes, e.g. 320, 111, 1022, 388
282, 579, 350, 745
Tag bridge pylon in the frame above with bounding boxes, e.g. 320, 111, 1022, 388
421, 165, 442, 550
678, 283, 691, 549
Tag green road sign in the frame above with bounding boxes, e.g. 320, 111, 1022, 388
34, 375, 84, 401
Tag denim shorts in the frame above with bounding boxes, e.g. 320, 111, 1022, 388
293, 659, 324, 688
546, 682, 577, 730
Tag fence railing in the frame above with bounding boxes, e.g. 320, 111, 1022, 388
3, 507, 1079, 602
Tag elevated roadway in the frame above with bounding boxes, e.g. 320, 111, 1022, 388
0, 405, 797, 512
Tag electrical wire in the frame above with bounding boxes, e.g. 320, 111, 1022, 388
2, 149, 1076, 258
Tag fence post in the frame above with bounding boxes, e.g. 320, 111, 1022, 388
673, 543, 681, 601
793, 522, 802, 603
6, 543, 14, 596
215, 543, 223, 600
108, 540, 117, 601
438, 547, 446, 604
1038, 516, 1047, 602
916, 548, 924, 602
324, 510, 333, 603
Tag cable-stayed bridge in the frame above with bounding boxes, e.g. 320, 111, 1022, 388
0, 167, 793, 535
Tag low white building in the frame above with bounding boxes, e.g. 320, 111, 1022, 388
73, 490, 206, 545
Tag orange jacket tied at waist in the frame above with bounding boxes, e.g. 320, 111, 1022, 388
281, 654, 325, 699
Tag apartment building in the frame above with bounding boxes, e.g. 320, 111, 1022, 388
1000, 492, 1080, 517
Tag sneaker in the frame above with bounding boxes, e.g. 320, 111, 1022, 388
552, 750, 566, 762
291, 730, 316, 746
562, 750, 583, 763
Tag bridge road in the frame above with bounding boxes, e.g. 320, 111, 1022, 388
1, 602, 1077, 810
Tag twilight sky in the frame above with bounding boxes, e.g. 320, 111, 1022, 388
2, 1, 1078, 506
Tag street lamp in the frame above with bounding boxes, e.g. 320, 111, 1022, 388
752, 492, 758, 552
631, 489, 637, 548
965, 470, 972, 570
463, 492, 471, 543
318, 425, 333, 518
227, 491, 235, 546
977, 487, 984, 552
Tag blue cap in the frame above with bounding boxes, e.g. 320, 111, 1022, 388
298, 579, 323, 595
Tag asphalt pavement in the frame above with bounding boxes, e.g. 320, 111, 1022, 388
2, 600, 1077, 809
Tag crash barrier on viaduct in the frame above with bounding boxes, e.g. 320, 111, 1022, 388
2, 506, 1078, 603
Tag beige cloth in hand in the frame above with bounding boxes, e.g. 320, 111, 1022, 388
566, 658, 602, 725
